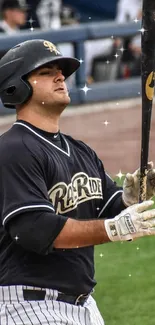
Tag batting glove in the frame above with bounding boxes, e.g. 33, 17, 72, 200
122, 162, 155, 206
104, 200, 155, 242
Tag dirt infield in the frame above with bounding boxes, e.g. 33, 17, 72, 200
1, 98, 155, 177
60, 99, 155, 176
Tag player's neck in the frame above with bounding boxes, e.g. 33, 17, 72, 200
17, 109, 60, 133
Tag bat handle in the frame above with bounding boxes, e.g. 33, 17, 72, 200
139, 170, 147, 202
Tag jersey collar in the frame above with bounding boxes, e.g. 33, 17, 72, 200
14, 121, 70, 157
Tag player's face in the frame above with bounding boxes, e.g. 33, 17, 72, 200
28, 63, 71, 109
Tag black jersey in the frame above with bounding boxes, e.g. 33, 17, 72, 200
0, 120, 124, 294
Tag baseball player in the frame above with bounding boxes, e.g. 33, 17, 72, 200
0, 39, 155, 325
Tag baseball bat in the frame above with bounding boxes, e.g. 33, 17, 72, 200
139, 0, 155, 202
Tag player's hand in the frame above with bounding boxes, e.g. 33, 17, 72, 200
122, 162, 155, 206
104, 200, 155, 242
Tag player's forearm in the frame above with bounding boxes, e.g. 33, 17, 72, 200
8, 211, 110, 253
53, 218, 111, 248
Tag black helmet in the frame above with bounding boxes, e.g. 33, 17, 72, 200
0, 39, 80, 108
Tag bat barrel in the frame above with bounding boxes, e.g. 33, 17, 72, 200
139, 0, 155, 202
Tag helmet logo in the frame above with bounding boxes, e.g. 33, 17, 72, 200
43, 41, 60, 55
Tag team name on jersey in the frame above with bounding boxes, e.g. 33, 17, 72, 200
48, 172, 103, 214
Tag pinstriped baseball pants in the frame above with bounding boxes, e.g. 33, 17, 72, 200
0, 286, 105, 325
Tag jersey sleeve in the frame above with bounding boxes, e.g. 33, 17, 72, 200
8, 210, 67, 255
0, 140, 54, 227
98, 172, 126, 218
90, 149, 126, 218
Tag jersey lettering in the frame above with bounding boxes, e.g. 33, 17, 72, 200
48, 172, 103, 214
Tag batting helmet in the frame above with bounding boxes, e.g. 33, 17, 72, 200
0, 39, 80, 108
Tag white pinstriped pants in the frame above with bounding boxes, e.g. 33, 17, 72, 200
0, 286, 105, 325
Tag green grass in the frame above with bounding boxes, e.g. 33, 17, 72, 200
93, 177, 155, 325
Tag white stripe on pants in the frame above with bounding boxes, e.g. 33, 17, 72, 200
0, 285, 105, 325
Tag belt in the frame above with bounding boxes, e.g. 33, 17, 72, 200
23, 289, 89, 306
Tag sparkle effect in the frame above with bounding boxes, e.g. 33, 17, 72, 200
33, 80, 37, 84
80, 84, 91, 94
27, 17, 35, 31
14, 236, 19, 241
119, 47, 125, 53
139, 27, 146, 34
28, 18, 35, 25
103, 120, 110, 126
79, 59, 84, 64
100, 253, 104, 258
116, 170, 124, 180
114, 53, 119, 59
134, 18, 139, 23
